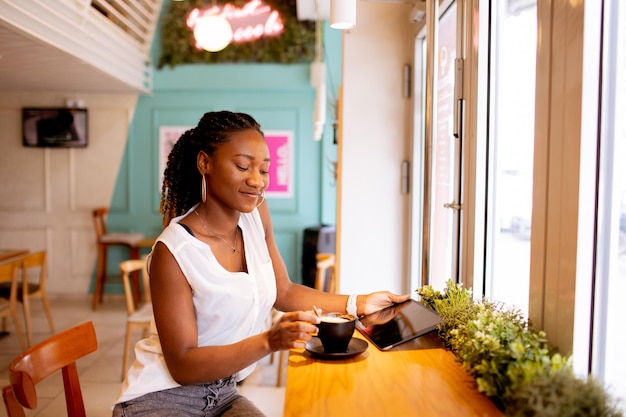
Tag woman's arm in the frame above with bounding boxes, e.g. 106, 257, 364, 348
149, 241, 318, 385
257, 202, 410, 316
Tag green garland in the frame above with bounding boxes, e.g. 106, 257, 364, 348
158, 0, 316, 68
417, 280, 624, 416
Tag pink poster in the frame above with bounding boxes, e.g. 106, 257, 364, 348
159, 127, 292, 199
265, 130, 293, 198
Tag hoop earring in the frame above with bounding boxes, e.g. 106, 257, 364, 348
256, 192, 265, 208
201, 174, 207, 203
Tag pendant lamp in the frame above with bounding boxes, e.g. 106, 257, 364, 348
330, 0, 356, 29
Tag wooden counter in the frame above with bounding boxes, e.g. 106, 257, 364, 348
283, 332, 502, 417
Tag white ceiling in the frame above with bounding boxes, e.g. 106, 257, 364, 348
0, 22, 143, 94
0, 1, 416, 95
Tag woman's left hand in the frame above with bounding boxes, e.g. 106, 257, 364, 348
361, 292, 411, 316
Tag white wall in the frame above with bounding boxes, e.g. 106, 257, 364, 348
337, 1, 414, 295
0, 93, 137, 295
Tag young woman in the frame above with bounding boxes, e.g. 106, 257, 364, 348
113, 111, 409, 416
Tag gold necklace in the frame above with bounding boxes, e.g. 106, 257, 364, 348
194, 209, 238, 253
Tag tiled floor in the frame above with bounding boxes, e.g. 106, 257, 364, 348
0, 295, 286, 417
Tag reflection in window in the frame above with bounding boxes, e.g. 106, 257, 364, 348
594, 0, 625, 407
428, 3, 458, 290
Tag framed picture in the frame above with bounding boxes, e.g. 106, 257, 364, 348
264, 130, 293, 198
158, 126, 191, 190
158, 126, 293, 198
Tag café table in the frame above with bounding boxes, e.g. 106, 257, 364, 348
283, 331, 503, 417
0, 249, 29, 263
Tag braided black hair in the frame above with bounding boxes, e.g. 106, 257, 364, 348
159, 111, 264, 226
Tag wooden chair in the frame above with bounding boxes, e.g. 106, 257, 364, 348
0, 251, 55, 347
92, 207, 145, 310
0, 260, 27, 351
119, 258, 152, 381
315, 253, 337, 293
1, 321, 97, 417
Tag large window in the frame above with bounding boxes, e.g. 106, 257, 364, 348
412, 0, 624, 410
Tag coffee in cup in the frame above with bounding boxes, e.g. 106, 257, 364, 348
317, 313, 356, 353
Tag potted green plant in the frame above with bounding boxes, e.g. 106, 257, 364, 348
416, 281, 624, 417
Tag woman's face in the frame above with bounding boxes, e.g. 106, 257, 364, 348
206, 129, 270, 213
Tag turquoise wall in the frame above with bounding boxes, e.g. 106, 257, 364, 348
101, 4, 341, 286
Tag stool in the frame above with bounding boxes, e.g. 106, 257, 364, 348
120, 259, 152, 381
272, 254, 337, 386
92, 207, 147, 310
268, 309, 287, 387
315, 253, 336, 293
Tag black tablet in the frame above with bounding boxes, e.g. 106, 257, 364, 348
356, 299, 442, 351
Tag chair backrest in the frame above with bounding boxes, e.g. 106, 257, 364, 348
1, 321, 98, 417
19, 250, 47, 290
92, 207, 109, 240
120, 259, 151, 315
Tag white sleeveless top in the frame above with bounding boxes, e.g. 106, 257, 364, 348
115, 206, 277, 404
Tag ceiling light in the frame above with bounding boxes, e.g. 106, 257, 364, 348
330, 0, 356, 29
296, 0, 330, 20
410, 1, 426, 23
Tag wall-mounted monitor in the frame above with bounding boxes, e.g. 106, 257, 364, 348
22, 108, 88, 148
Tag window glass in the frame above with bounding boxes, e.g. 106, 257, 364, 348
485, 0, 537, 315
595, 0, 626, 405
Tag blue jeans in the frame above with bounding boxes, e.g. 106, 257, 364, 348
112, 376, 266, 417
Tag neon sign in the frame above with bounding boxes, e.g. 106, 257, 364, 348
187, 0, 284, 51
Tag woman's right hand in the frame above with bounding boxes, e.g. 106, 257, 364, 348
268, 311, 320, 351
